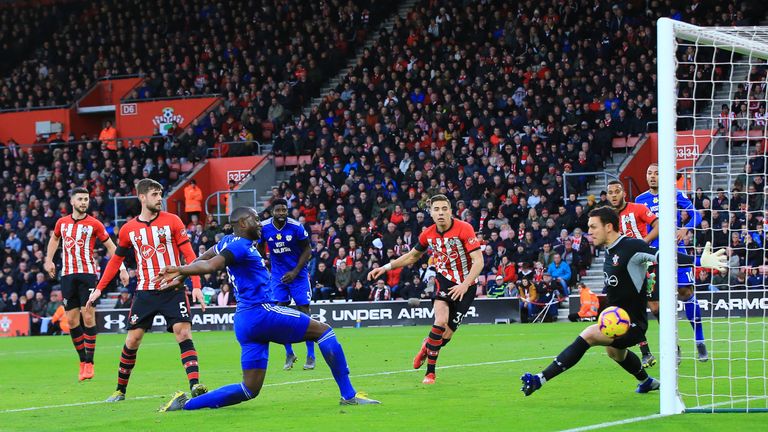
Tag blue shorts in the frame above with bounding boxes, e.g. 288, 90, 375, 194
271, 275, 312, 306
234, 304, 311, 370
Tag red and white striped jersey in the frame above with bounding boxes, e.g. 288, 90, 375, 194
415, 218, 481, 284
617, 202, 657, 240
54, 215, 110, 275
116, 211, 192, 291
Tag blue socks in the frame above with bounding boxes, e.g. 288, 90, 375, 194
318, 328, 356, 400
307, 340, 316, 359
285, 342, 315, 359
683, 293, 705, 343
184, 383, 253, 410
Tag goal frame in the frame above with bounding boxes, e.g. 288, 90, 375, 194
657, 17, 768, 415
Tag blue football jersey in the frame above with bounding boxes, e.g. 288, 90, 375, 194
259, 218, 310, 280
636, 190, 701, 249
215, 234, 273, 309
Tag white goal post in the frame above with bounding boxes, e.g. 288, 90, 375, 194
657, 17, 768, 415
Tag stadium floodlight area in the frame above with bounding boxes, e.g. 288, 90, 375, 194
657, 17, 768, 414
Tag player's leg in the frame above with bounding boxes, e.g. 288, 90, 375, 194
166, 290, 206, 395
293, 278, 316, 370
274, 282, 298, 369
605, 345, 659, 393
420, 299, 449, 383
80, 275, 99, 379
678, 283, 708, 361
640, 270, 660, 368
521, 324, 611, 396
108, 328, 145, 401
61, 276, 87, 379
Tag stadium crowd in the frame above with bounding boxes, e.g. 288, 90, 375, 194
0, 0, 766, 326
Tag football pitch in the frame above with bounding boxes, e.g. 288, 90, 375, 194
1, 322, 766, 431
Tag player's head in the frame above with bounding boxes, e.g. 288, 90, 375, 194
230, 206, 262, 240
136, 179, 164, 214
606, 180, 625, 208
70, 187, 89, 215
271, 198, 288, 224
428, 194, 452, 227
646, 163, 658, 190
587, 206, 620, 246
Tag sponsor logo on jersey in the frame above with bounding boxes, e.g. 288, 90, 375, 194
604, 272, 619, 286
140, 244, 156, 259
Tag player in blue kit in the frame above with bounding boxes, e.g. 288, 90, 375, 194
635, 163, 708, 366
258, 199, 316, 371
156, 207, 380, 411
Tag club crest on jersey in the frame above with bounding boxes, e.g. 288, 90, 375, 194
286, 235, 292, 241
140, 244, 156, 259
612, 254, 619, 266
130, 314, 139, 324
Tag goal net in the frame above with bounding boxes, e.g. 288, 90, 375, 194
657, 18, 768, 414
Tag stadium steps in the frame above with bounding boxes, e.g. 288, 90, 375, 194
581, 155, 625, 200
693, 61, 753, 129
256, 170, 293, 211
580, 253, 606, 294
299, 0, 420, 119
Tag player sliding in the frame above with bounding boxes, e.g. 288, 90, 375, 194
44, 187, 130, 381
368, 194, 484, 385
87, 179, 207, 402
258, 199, 316, 371
155, 207, 379, 411
520, 207, 726, 396
636, 163, 708, 365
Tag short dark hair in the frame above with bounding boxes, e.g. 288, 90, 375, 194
607, 180, 623, 189
588, 206, 620, 232
136, 179, 163, 195
71, 187, 89, 196
428, 194, 451, 207
272, 198, 288, 208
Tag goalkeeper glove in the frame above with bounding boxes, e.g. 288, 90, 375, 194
700, 242, 727, 273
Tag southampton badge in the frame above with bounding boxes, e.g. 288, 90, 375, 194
152, 107, 184, 136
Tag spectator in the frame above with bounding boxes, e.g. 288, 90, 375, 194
114, 288, 133, 309
4, 291, 21, 312
348, 280, 371, 302
747, 268, 765, 289
183, 179, 204, 222
312, 262, 335, 301
28, 290, 47, 335
99, 121, 118, 151
547, 254, 572, 295
537, 242, 556, 268
217, 284, 234, 306
487, 275, 508, 298
335, 261, 353, 301
369, 279, 391, 302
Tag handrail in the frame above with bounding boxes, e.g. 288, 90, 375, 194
0, 104, 70, 114
646, 121, 659, 133
563, 171, 620, 201
204, 189, 259, 225
6, 134, 171, 149
622, 176, 643, 200
121, 93, 222, 103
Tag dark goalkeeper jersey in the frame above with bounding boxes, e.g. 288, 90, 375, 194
603, 236, 696, 332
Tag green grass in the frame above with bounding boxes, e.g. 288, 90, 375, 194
1, 322, 766, 431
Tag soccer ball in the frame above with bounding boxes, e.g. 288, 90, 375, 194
598, 306, 631, 338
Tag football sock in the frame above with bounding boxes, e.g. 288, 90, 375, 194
306, 341, 315, 359
69, 325, 86, 362
441, 338, 451, 348
184, 382, 254, 410
285, 344, 295, 356
542, 336, 590, 381
683, 293, 705, 343
83, 326, 97, 364
179, 339, 200, 389
116, 345, 138, 393
639, 340, 651, 357
616, 351, 649, 381
425, 325, 446, 375
317, 328, 356, 400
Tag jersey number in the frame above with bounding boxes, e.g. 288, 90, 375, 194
179, 301, 189, 318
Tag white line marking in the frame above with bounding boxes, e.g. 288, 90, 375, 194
0, 342, 172, 356
558, 414, 668, 432
0, 354, 560, 414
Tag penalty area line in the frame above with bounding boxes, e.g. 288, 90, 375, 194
0, 354, 562, 414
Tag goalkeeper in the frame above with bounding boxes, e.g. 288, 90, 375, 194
521, 207, 726, 396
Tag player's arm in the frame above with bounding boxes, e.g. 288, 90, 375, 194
447, 247, 484, 301
86, 231, 130, 310
175, 225, 205, 308
256, 239, 271, 271
631, 240, 726, 271
193, 246, 218, 262
367, 247, 426, 280
282, 238, 311, 284
643, 218, 659, 244
102, 237, 130, 287
43, 230, 61, 278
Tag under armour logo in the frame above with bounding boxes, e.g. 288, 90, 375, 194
104, 314, 126, 330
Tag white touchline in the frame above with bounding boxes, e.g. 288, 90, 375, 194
0, 354, 567, 414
